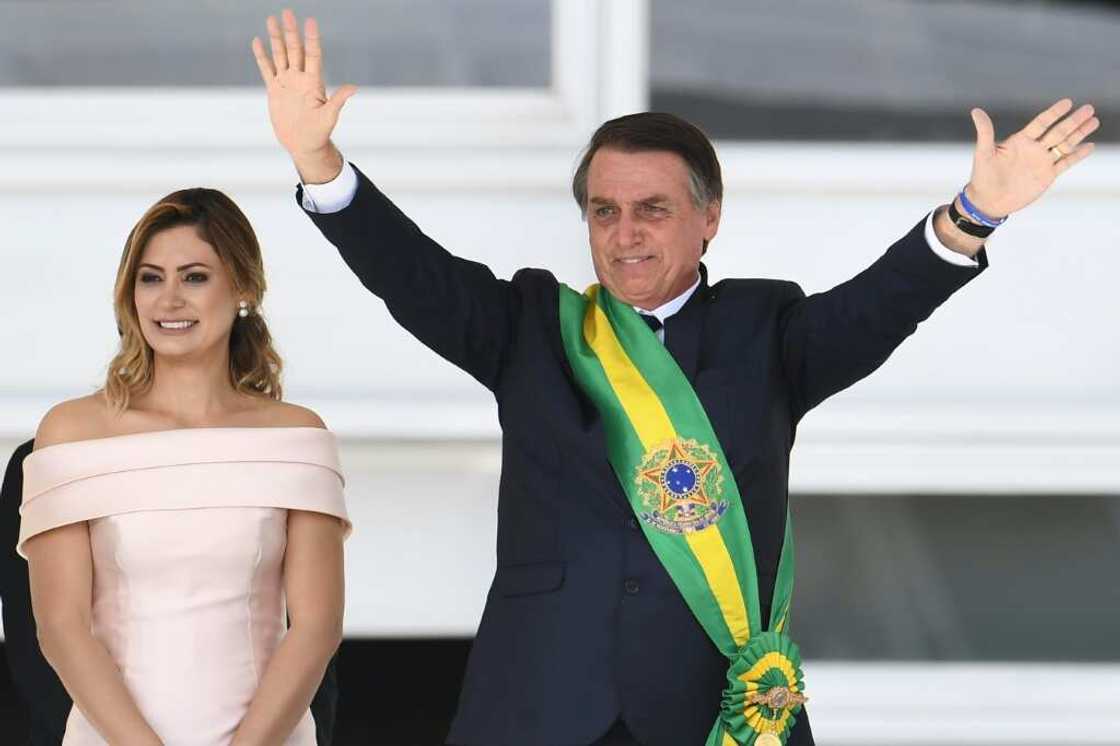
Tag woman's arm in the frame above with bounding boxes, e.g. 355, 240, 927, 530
26, 402, 163, 744
1, 440, 74, 739
230, 508, 346, 746
26, 522, 163, 745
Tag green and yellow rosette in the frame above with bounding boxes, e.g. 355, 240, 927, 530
559, 284, 805, 746
711, 632, 806, 746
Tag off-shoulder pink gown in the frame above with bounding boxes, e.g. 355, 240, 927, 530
18, 427, 350, 746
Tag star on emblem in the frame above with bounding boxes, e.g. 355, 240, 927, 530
639, 440, 718, 513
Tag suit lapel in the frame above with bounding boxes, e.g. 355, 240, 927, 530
664, 264, 710, 383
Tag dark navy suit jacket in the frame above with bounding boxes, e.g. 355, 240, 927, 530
0, 441, 341, 745
302, 165, 985, 746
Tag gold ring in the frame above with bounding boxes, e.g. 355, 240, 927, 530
1050, 146, 1066, 162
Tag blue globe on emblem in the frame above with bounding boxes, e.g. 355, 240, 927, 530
664, 462, 697, 496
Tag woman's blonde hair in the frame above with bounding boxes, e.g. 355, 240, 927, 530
105, 188, 282, 411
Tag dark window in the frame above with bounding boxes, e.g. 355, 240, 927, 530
0, 0, 550, 88
651, 0, 1119, 141
791, 494, 1120, 661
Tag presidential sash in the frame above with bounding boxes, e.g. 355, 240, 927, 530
559, 283, 805, 746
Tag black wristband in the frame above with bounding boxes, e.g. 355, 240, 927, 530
947, 201, 995, 238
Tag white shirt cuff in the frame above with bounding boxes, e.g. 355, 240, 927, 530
300, 161, 359, 214
924, 210, 980, 267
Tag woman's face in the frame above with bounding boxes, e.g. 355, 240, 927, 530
133, 224, 242, 362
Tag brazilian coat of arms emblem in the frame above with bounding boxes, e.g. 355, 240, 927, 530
634, 438, 728, 534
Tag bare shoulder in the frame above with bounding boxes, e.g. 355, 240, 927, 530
252, 399, 328, 430
34, 394, 113, 450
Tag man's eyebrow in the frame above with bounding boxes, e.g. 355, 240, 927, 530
588, 195, 672, 205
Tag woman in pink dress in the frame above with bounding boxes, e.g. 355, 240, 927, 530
17, 188, 350, 745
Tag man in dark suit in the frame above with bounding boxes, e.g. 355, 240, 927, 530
0, 441, 342, 745
252, 10, 1098, 745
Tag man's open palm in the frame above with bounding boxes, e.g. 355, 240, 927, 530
968, 98, 1099, 218
252, 9, 356, 160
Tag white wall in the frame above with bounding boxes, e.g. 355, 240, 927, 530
3, 143, 1117, 493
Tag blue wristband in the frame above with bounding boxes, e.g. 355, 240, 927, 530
957, 188, 1006, 228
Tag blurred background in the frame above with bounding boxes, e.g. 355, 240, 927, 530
1, 0, 1118, 744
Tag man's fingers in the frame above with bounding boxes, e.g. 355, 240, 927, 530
304, 17, 323, 78
1040, 104, 1096, 149
971, 108, 995, 156
1022, 98, 1074, 140
1055, 142, 1095, 176
282, 8, 305, 72
251, 37, 277, 85
266, 15, 289, 71
326, 84, 358, 116
1053, 116, 1101, 159
1071, 116, 1102, 146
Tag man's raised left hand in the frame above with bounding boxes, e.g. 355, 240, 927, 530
964, 98, 1099, 219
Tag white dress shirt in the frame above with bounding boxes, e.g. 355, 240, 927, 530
633, 275, 701, 342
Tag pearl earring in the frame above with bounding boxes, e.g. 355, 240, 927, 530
238, 300, 250, 318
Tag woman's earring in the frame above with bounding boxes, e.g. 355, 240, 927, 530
238, 300, 250, 318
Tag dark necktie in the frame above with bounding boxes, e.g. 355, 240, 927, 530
639, 314, 662, 334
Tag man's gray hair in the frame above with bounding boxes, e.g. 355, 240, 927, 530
571, 112, 723, 218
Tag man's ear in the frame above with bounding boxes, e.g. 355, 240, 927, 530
703, 200, 722, 244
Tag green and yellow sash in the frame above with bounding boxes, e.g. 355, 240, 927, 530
559, 283, 805, 746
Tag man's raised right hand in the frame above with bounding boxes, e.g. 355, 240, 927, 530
252, 9, 357, 184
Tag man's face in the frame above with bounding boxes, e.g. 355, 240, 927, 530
585, 147, 720, 310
